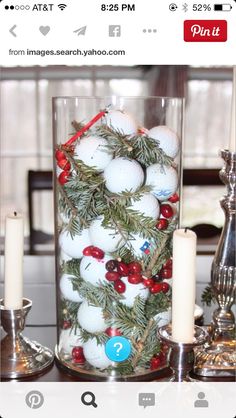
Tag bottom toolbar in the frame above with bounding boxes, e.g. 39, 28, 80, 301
0, 382, 235, 418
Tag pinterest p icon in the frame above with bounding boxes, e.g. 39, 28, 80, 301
25, 391, 44, 409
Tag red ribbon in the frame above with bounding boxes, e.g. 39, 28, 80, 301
65, 109, 107, 146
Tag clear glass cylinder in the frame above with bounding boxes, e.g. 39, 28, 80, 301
53, 96, 184, 381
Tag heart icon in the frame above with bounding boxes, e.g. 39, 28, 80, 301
39, 26, 50, 36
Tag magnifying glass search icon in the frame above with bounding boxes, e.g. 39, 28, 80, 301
81, 391, 98, 408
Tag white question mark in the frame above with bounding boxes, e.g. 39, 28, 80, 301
114, 342, 123, 356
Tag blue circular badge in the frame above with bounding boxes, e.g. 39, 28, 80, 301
105, 336, 131, 363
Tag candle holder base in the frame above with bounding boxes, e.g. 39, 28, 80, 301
158, 324, 208, 382
194, 338, 236, 378
0, 298, 54, 379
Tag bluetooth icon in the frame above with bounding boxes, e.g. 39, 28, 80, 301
182, 2, 188, 12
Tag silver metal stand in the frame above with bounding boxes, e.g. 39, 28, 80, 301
1, 298, 54, 379
158, 324, 208, 382
195, 150, 236, 377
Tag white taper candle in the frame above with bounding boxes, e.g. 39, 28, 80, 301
172, 228, 197, 343
4, 212, 24, 309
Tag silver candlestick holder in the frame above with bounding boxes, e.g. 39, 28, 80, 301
1, 298, 54, 379
195, 149, 236, 378
158, 324, 208, 382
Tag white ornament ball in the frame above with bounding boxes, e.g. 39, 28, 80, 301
148, 125, 180, 158
59, 328, 83, 354
60, 273, 83, 303
77, 301, 107, 333
74, 135, 113, 171
80, 254, 111, 286
59, 228, 91, 259
121, 277, 149, 308
83, 338, 112, 369
104, 158, 144, 194
154, 309, 171, 328
146, 163, 178, 201
60, 250, 72, 263
128, 233, 154, 258
194, 304, 204, 319
89, 217, 125, 252
103, 110, 137, 136
129, 193, 160, 220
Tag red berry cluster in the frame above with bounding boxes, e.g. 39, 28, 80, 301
105, 259, 129, 294
104, 259, 172, 295
168, 193, 179, 203
72, 346, 86, 364
82, 245, 104, 259
150, 351, 167, 370
82, 245, 172, 296
104, 260, 148, 294
56, 147, 73, 185
155, 193, 179, 231
159, 258, 172, 281
62, 320, 72, 330
148, 258, 172, 294
150, 343, 169, 370
105, 327, 122, 337
149, 281, 170, 294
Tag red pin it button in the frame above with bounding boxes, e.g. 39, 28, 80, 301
184, 20, 227, 42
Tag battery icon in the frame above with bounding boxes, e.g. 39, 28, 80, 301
214, 4, 232, 10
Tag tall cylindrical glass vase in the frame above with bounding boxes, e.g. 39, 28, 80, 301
53, 96, 184, 381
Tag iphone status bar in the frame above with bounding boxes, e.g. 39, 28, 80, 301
0, 1, 235, 13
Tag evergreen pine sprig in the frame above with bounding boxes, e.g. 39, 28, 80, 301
130, 134, 173, 167
63, 260, 125, 310
112, 245, 134, 265
80, 280, 124, 310
108, 361, 134, 376
145, 293, 171, 319
58, 159, 106, 235
104, 206, 158, 239
63, 258, 82, 277
105, 298, 146, 340
131, 318, 158, 368
201, 285, 216, 306
95, 125, 136, 157
104, 185, 153, 206
79, 329, 109, 346
60, 299, 80, 325
95, 125, 173, 168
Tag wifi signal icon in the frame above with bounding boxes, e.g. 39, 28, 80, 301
58, 3, 67, 10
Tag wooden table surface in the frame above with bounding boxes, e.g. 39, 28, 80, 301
1, 326, 234, 382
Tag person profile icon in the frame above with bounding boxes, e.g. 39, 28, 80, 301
194, 392, 209, 408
